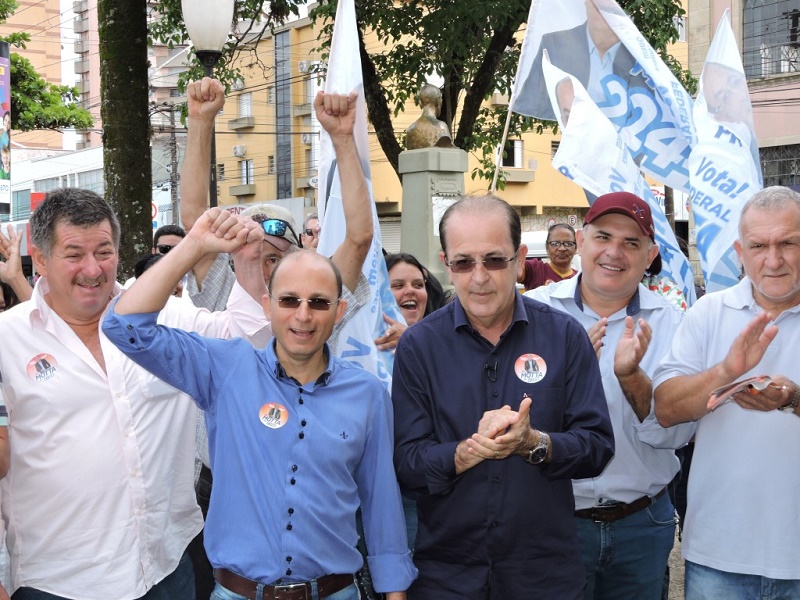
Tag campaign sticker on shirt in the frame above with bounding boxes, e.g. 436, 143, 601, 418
26, 353, 58, 382
259, 403, 289, 429
515, 353, 546, 384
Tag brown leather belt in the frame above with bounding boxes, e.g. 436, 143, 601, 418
214, 569, 354, 600
574, 487, 667, 523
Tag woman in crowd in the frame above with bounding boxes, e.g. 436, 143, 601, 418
385, 252, 447, 326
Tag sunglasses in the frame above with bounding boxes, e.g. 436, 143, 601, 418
547, 241, 576, 249
262, 219, 299, 240
445, 255, 516, 274
274, 295, 340, 311
156, 244, 175, 254
303, 228, 318, 237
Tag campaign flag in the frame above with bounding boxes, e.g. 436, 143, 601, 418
316, 0, 404, 388
511, 0, 695, 193
544, 54, 697, 305
688, 9, 762, 292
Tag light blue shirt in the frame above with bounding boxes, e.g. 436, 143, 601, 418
102, 303, 416, 593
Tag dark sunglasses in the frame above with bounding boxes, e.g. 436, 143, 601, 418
547, 241, 576, 249
445, 255, 516, 274
259, 219, 299, 245
274, 295, 339, 311
156, 244, 175, 254
303, 228, 317, 237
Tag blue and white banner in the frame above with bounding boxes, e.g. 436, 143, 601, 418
544, 55, 697, 305
316, 0, 403, 388
511, 0, 695, 193
688, 9, 762, 292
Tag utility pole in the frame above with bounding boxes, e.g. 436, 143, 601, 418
169, 106, 179, 224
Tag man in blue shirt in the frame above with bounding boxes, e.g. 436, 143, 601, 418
103, 209, 416, 599
392, 194, 614, 599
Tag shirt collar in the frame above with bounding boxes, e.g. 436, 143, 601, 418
724, 276, 800, 318
452, 291, 529, 335
587, 28, 622, 65
571, 274, 642, 316
269, 339, 333, 387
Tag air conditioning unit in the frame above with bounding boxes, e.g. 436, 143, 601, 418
301, 133, 312, 145
298, 60, 309, 73
231, 78, 245, 91
233, 145, 247, 157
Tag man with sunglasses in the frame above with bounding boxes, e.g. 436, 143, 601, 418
153, 224, 186, 256
301, 213, 321, 250
527, 192, 694, 599
103, 242, 416, 600
392, 194, 614, 599
517, 223, 579, 291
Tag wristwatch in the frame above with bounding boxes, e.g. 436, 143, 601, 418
525, 431, 550, 465
780, 384, 800, 413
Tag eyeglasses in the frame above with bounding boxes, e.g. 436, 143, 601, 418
274, 295, 340, 311
445, 255, 516, 274
303, 228, 319, 237
156, 244, 175, 254
547, 241, 576, 249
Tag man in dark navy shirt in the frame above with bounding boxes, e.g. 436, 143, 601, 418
392, 194, 614, 599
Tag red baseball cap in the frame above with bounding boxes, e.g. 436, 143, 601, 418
584, 191, 655, 241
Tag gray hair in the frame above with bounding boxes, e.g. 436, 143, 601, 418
30, 188, 121, 258
739, 186, 800, 237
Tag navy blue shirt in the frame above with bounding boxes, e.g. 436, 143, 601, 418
392, 293, 613, 598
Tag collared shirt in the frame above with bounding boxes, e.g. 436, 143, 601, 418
653, 277, 800, 579
528, 277, 694, 508
392, 292, 613, 597
586, 28, 623, 103
102, 307, 417, 593
186, 252, 236, 313
0, 278, 268, 599
521, 257, 577, 291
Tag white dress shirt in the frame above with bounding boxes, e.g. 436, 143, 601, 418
0, 278, 268, 599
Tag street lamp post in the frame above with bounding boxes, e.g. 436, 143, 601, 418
181, 0, 235, 208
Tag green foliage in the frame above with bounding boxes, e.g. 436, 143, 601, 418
1, 1, 94, 133
9, 54, 93, 131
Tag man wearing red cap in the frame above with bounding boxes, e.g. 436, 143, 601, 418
528, 191, 694, 599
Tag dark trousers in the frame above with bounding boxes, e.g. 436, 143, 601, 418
188, 464, 216, 600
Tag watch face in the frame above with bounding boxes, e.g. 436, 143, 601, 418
531, 446, 547, 462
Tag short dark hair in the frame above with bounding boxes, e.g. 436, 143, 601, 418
153, 224, 185, 248
30, 188, 120, 258
268, 250, 343, 299
545, 223, 576, 244
385, 252, 448, 317
439, 195, 520, 256
134, 253, 163, 279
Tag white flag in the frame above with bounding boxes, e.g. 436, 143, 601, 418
688, 9, 763, 292
544, 54, 697, 305
511, 0, 695, 193
316, 0, 404, 388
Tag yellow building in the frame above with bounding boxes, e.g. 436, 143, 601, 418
213, 7, 688, 245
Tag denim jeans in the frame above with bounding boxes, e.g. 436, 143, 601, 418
12, 552, 195, 600
210, 581, 360, 600
685, 560, 800, 600
575, 491, 675, 600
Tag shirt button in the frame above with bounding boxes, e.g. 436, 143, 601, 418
130, 469, 138, 477
492, 391, 498, 398
129, 338, 136, 344
290, 478, 296, 485
288, 508, 294, 515
286, 556, 292, 562
127, 324, 133, 330
491, 521, 499, 528
286, 569, 292, 576
492, 476, 500, 483
301, 419, 307, 427
286, 523, 293, 531
299, 398, 304, 404
298, 432, 304, 439
291, 465, 298, 472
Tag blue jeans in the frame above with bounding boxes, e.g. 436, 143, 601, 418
12, 552, 195, 600
685, 560, 800, 600
210, 581, 360, 600
575, 491, 675, 600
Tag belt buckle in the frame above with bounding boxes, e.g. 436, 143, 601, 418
272, 582, 309, 600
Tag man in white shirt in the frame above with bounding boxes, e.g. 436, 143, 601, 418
654, 186, 800, 599
528, 191, 693, 599
0, 188, 268, 600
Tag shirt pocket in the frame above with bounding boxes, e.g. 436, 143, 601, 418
525, 386, 566, 433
